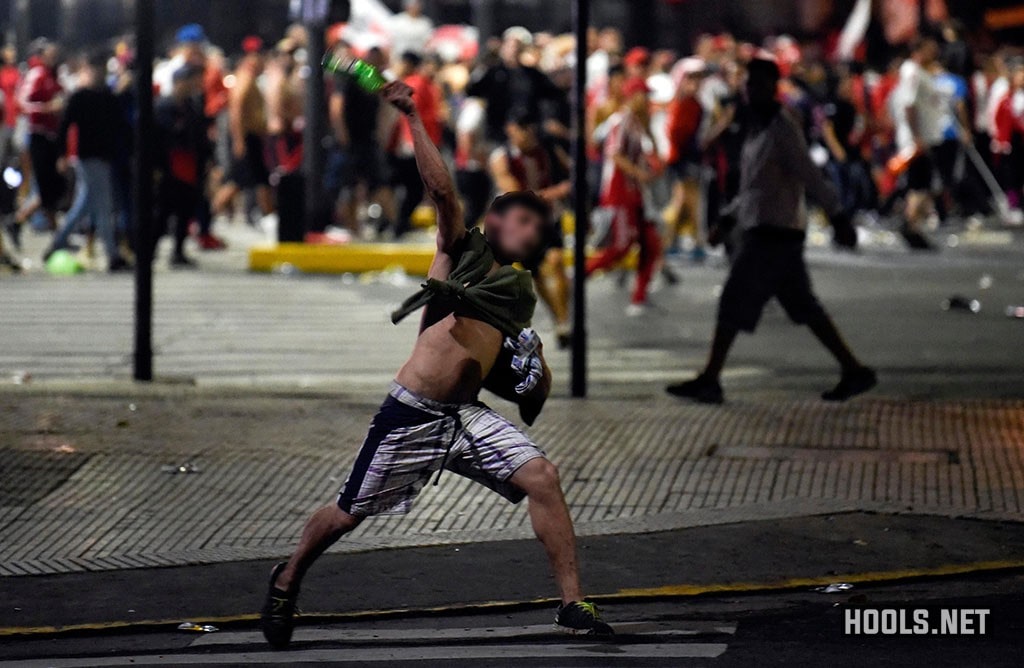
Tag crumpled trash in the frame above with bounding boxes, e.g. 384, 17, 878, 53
11, 371, 31, 385
978, 274, 994, 290
178, 622, 218, 633
942, 295, 981, 314
1006, 306, 1024, 319
814, 583, 854, 594
161, 462, 200, 475
271, 262, 302, 276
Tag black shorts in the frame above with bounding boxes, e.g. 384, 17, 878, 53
29, 133, 65, 210
521, 218, 565, 273
906, 151, 934, 191
228, 133, 270, 188
345, 141, 388, 190
717, 227, 826, 333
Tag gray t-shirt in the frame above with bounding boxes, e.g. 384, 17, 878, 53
736, 109, 840, 232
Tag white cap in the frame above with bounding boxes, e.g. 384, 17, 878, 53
502, 26, 533, 46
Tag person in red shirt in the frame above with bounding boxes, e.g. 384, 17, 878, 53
389, 51, 444, 238
489, 110, 573, 346
586, 77, 662, 314
16, 39, 64, 231
0, 45, 20, 132
664, 58, 707, 257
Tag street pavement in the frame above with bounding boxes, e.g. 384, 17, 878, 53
1, 224, 1024, 665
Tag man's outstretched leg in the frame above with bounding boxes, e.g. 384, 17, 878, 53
511, 458, 613, 635
666, 322, 736, 404
261, 504, 361, 648
806, 314, 877, 401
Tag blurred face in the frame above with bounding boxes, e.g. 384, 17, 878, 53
42, 45, 59, 67
626, 90, 648, 116
915, 40, 939, 66
484, 205, 545, 263
607, 72, 625, 99
505, 122, 536, 150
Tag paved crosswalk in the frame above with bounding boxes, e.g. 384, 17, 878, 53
0, 620, 737, 666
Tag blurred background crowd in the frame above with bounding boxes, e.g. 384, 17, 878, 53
0, 0, 1022, 296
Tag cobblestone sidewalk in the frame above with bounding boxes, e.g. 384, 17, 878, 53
1, 390, 1022, 577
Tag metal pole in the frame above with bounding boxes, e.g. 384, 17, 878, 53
133, 0, 154, 381
302, 1, 328, 236
570, 0, 588, 398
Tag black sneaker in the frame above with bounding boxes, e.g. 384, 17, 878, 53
900, 226, 937, 252
822, 366, 877, 402
170, 253, 198, 269
3, 221, 22, 251
666, 375, 725, 404
108, 256, 133, 273
0, 252, 20, 272
261, 562, 298, 649
555, 601, 614, 636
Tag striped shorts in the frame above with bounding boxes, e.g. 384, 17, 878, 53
337, 382, 546, 517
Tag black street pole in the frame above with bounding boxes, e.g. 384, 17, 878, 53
303, 8, 327, 237
133, 0, 154, 381
571, 0, 589, 398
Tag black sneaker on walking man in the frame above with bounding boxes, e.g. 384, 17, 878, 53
260, 81, 612, 649
667, 59, 876, 405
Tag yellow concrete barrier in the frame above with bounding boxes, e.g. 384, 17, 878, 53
249, 243, 438, 275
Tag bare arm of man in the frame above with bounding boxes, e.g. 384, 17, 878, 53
489, 150, 522, 194
228, 78, 248, 159
382, 82, 464, 256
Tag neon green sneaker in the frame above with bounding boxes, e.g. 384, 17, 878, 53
555, 601, 614, 635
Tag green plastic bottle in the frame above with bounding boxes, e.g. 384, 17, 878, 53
322, 52, 387, 93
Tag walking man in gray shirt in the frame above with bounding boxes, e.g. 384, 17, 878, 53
667, 59, 876, 405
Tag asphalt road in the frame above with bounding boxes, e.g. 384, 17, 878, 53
2, 513, 1023, 666
2, 575, 1022, 666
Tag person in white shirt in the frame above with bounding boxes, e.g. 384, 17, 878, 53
389, 0, 433, 59
893, 37, 943, 249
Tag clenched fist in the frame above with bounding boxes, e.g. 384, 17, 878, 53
382, 81, 416, 116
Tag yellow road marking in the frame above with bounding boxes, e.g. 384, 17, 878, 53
3, 559, 1023, 638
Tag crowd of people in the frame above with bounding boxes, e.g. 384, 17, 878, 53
0, 3, 1019, 307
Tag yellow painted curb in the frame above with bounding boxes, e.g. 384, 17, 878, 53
249, 243, 438, 275
249, 242, 638, 275
3, 559, 1023, 639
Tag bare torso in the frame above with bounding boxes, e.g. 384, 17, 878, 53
396, 312, 503, 403
394, 250, 504, 403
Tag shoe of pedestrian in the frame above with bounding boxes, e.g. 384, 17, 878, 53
822, 366, 877, 402
3, 221, 22, 251
108, 256, 133, 273
666, 374, 725, 404
555, 601, 614, 636
555, 324, 572, 350
198, 233, 228, 251
170, 254, 198, 269
261, 562, 299, 649
900, 226, 936, 252
625, 302, 648, 317
0, 251, 20, 272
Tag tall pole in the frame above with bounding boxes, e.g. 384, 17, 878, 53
302, 0, 329, 236
570, 0, 589, 398
133, 0, 154, 381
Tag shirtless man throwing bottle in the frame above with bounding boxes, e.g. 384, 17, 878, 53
260, 81, 614, 648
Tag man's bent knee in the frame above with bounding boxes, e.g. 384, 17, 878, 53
319, 503, 362, 535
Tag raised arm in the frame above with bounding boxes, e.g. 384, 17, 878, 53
382, 82, 464, 252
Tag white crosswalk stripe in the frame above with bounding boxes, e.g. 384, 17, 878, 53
0, 643, 730, 666
0, 621, 737, 666
190, 620, 738, 646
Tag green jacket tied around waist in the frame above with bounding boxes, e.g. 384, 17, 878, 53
390, 228, 537, 338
